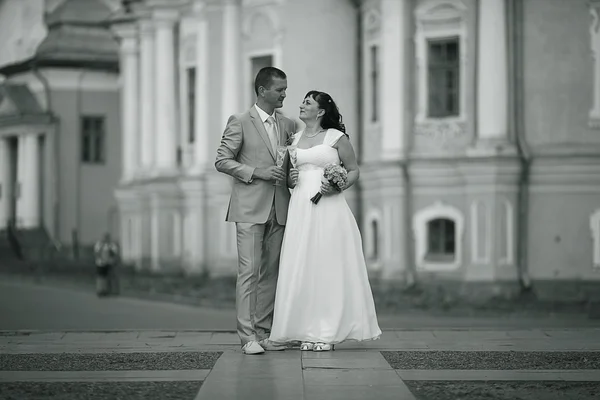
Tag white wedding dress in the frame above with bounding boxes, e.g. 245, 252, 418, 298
269, 129, 382, 345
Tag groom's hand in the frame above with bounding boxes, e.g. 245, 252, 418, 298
253, 166, 286, 182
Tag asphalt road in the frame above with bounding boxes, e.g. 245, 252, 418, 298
1, 280, 598, 331
0, 280, 235, 331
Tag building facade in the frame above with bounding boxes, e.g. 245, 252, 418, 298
0, 0, 122, 248
1, 0, 599, 292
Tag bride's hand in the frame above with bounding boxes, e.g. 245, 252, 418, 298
320, 178, 338, 196
289, 168, 299, 184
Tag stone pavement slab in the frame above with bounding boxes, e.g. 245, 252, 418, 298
0, 369, 210, 382
303, 384, 415, 400
194, 352, 305, 400
302, 351, 391, 369
396, 369, 600, 381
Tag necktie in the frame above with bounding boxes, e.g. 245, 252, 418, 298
266, 116, 278, 153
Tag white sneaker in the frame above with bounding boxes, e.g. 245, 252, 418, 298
259, 339, 287, 351
242, 341, 265, 355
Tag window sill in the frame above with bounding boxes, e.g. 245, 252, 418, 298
417, 261, 461, 272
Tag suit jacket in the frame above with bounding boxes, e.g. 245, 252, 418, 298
215, 107, 296, 225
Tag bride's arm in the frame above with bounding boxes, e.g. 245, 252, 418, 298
336, 136, 359, 190
321, 135, 359, 195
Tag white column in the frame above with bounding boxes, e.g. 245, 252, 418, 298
477, 0, 508, 141
139, 19, 156, 174
380, 0, 408, 160
16, 134, 40, 228
221, 0, 242, 125
0, 138, 9, 229
589, 3, 600, 127
153, 9, 179, 175
113, 22, 140, 182
190, 0, 210, 174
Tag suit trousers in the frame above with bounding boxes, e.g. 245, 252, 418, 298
235, 203, 284, 345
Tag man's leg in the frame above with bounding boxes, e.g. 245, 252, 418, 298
235, 221, 266, 346
254, 206, 285, 341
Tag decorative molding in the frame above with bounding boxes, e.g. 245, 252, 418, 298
589, 1, 600, 128
8, 69, 119, 93
151, 7, 181, 26
414, 0, 468, 130
242, 7, 283, 40
413, 200, 464, 271
498, 199, 514, 266
590, 209, 600, 270
363, 7, 381, 36
470, 200, 491, 264
242, 0, 283, 6
414, 120, 467, 144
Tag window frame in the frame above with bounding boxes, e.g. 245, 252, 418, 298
425, 217, 456, 263
414, 0, 468, 126
426, 37, 460, 119
80, 115, 106, 165
369, 44, 380, 123
413, 201, 464, 271
186, 66, 196, 144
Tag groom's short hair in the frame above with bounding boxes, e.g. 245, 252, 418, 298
254, 67, 287, 96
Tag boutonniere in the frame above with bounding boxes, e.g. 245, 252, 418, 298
285, 132, 295, 146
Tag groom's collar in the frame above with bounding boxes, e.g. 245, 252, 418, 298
254, 103, 276, 123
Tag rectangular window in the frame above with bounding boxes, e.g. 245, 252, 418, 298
250, 55, 273, 105
81, 116, 105, 164
427, 37, 460, 118
370, 45, 379, 122
187, 67, 196, 144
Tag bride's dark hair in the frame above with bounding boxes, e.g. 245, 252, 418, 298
305, 90, 347, 135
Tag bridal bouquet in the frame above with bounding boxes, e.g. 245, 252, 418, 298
311, 163, 348, 204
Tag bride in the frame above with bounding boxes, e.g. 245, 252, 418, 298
268, 90, 381, 351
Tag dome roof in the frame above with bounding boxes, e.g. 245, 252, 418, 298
35, 0, 118, 68
45, 0, 113, 27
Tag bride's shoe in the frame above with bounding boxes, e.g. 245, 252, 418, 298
313, 343, 334, 352
300, 342, 315, 351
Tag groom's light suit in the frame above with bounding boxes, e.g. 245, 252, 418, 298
215, 105, 296, 345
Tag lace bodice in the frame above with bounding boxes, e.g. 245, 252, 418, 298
293, 129, 344, 171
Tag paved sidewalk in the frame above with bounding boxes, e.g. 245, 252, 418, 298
1, 328, 599, 399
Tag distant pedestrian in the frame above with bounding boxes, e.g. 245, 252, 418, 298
93, 233, 120, 297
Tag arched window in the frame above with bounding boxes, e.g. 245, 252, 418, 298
426, 218, 455, 262
413, 201, 464, 271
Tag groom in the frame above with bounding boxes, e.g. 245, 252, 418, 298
215, 67, 296, 355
